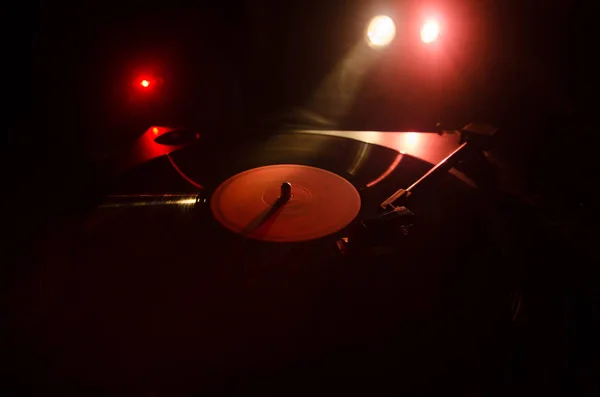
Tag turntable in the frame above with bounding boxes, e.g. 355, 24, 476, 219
33, 126, 517, 394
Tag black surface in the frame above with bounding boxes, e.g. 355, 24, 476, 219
4, 133, 517, 394
4, 1, 594, 394
154, 130, 200, 146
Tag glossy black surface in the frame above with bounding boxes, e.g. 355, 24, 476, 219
154, 130, 200, 146
18, 133, 511, 394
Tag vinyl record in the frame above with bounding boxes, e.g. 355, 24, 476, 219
32, 131, 509, 393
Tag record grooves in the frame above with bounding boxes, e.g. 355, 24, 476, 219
30, 132, 509, 393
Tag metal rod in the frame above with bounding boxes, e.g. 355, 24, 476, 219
406, 141, 469, 192
380, 141, 469, 209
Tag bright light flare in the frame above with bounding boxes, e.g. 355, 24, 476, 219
140, 79, 150, 88
421, 20, 440, 43
366, 15, 396, 48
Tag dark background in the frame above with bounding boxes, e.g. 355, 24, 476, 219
2, 0, 595, 394
5, 0, 587, 197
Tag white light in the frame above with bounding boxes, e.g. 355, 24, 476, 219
366, 15, 396, 48
421, 20, 440, 43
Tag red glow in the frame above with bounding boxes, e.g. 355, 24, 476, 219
140, 79, 150, 88
152, 127, 160, 135
366, 154, 403, 188
167, 155, 204, 190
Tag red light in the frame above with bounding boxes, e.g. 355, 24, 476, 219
152, 127, 159, 134
133, 73, 163, 95
421, 20, 440, 43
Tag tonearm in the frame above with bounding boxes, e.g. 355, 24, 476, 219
338, 122, 499, 257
